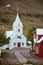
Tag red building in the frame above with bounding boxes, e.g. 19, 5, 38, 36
33, 28, 43, 57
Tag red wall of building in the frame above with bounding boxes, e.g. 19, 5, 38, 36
35, 42, 43, 57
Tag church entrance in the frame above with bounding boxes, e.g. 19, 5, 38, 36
18, 43, 20, 47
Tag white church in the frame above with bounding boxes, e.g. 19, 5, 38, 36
0, 12, 32, 49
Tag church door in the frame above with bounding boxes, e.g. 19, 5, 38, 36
18, 43, 20, 47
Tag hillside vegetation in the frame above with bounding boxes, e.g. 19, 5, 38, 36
0, 0, 43, 45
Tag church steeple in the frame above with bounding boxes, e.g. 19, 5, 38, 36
15, 12, 20, 23
13, 12, 23, 27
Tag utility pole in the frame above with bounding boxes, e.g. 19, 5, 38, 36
0, 48, 1, 57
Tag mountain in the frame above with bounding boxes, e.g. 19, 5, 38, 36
35, 0, 43, 4
0, 0, 43, 36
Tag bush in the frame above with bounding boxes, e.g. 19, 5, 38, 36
1, 51, 7, 58
27, 27, 36, 41
0, 32, 10, 46
0, 60, 2, 65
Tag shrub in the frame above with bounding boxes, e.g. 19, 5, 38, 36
1, 51, 7, 58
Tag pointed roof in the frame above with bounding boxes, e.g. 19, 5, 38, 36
13, 12, 23, 27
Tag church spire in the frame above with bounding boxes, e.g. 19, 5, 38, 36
14, 11, 20, 23
13, 12, 23, 27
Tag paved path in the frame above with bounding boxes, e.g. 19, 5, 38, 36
14, 51, 28, 63
1, 48, 43, 64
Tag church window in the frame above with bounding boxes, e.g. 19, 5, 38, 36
22, 43, 24, 46
17, 36, 21, 39
18, 29, 20, 32
14, 43, 16, 46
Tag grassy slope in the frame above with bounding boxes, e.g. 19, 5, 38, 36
0, 0, 43, 36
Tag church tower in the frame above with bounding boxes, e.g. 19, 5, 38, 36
13, 12, 23, 36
